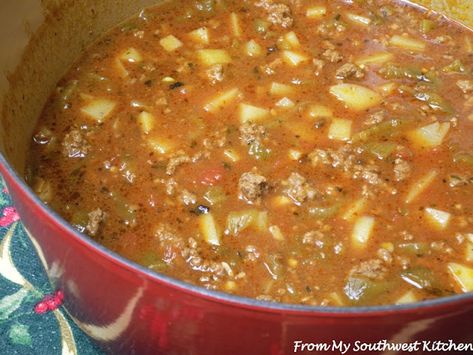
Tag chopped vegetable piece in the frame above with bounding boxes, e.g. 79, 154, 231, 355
401, 267, 438, 290
230, 12, 242, 37
269, 225, 285, 241
226, 209, 267, 236
389, 35, 426, 52
407, 122, 450, 149
269, 82, 294, 97
120, 48, 143, 63
363, 141, 396, 159
204, 88, 242, 113
342, 198, 367, 221
465, 242, 473, 262
199, 213, 221, 246
288, 149, 302, 161
328, 118, 352, 141
239, 103, 270, 123
80, 99, 116, 123
424, 207, 451, 230
188, 27, 210, 44
355, 52, 394, 66
275, 97, 295, 109
306, 104, 333, 119
413, 91, 452, 113
352, 119, 412, 143
204, 186, 226, 205
345, 13, 371, 26
159, 35, 183, 52
147, 137, 175, 155
448, 263, 473, 292
223, 149, 240, 162
306, 6, 327, 20
245, 40, 263, 57
405, 170, 438, 204
352, 216, 375, 249
453, 152, 473, 167
330, 84, 382, 111
279, 31, 300, 49
420, 19, 435, 34
197, 49, 232, 66
137, 111, 155, 134
281, 50, 309, 67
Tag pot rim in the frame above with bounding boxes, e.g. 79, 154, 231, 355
2, 152, 472, 316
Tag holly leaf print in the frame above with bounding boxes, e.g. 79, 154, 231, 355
0, 288, 28, 321
8, 323, 32, 347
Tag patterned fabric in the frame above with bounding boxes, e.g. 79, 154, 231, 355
0, 179, 102, 355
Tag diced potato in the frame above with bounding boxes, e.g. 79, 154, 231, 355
405, 170, 438, 204
269, 82, 294, 97
239, 103, 270, 123
282, 31, 301, 49
137, 111, 155, 134
328, 118, 352, 141
306, 6, 327, 20
147, 137, 175, 155
272, 195, 292, 207
226, 209, 268, 235
188, 27, 210, 45
159, 35, 183, 52
245, 39, 263, 57
115, 58, 129, 78
162, 76, 176, 83
389, 35, 426, 52
223, 148, 240, 162
307, 104, 333, 119
288, 149, 302, 160
424, 207, 451, 230
352, 216, 375, 249
224, 281, 237, 291
342, 197, 367, 221
345, 13, 371, 26
288, 258, 298, 268
281, 50, 309, 67
230, 12, 242, 37
256, 211, 269, 231
197, 49, 232, 66
120, 48, 143, 63
448, 263, 473, 292
275, 97, 295, 109
269, 225, 285, 241
203, 88, 242, 113
330, 84, 382, 111
395, 290, 418, 305
377, 82, 397, 97
81, 99, 116, 123
199, 213, 221, 246
465, 242, 473, 262
407, 122, 450, 149
355, 52, 394, 66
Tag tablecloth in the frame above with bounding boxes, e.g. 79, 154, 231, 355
0, 178, 102, 355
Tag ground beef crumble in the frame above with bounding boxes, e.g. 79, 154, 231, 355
239, 171, 268, 203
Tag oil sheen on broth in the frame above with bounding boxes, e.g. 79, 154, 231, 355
27, 0, 473, 306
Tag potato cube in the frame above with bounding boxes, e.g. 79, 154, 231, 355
275, 97, 295, 109
328, 118, 352, 141
342, 197, 367, 221
389, 35, 426, 52
230, 12, 242, 37
137, 111, 155, 134
159, 35, 183, 52
395, 291, 418, 305
306, 6, 327, 20
281, 50, 309, 67
405, 170, 437, 204
448, 263, 473, 292
407, 122, 450, 149
269, 225, 285, 241
203, 88, 241, 113
188, 27, 210, 45
330, 84, 382, 111
245, 39, 263, 57
355, 52, 394, 66
81, 99, 116, 123
199, 213, 221, 246
424, 207, 451, 230
345, 13, 371, 26
147, 137, 175, 155
307, 104, 333, 119
269, 82, 294, 97
197, 49, 232, 66
352, 216, 375, 249
239, 103, 270, 123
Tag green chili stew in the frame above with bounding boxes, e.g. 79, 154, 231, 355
27, 0, 473, 306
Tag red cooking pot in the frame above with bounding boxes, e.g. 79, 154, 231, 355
0, 0, 472, 354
